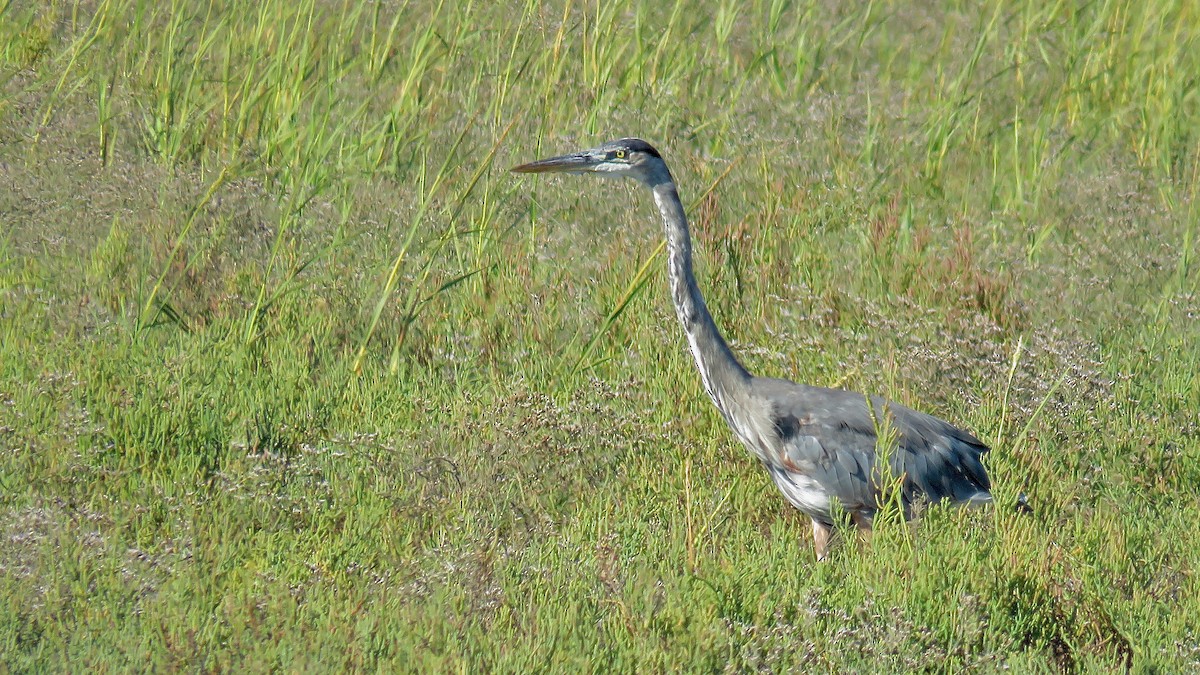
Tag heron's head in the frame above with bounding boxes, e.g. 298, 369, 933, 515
511, 138, 670, 187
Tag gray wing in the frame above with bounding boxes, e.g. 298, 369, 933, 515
756, 378, 992, 514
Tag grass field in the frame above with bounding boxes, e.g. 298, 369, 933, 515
1, 0, 1198, 670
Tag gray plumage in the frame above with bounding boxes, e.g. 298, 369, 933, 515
512, 138, 993, 559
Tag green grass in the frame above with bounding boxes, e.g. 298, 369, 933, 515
1, 0, 1198, 670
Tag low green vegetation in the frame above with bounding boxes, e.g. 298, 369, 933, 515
1, 0, 1197, 670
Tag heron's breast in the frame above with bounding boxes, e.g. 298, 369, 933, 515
767, 465, 832, 519
726, 407, 780, 465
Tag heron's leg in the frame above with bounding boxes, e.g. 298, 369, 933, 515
811, 519, 833, 561
851, 511, 874, 550
851, 511, 874, 531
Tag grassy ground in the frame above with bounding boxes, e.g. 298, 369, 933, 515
1, 0, 1198, 670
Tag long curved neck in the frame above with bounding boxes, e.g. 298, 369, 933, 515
649, 178, 752, 414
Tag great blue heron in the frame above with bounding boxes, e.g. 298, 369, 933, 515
512, 138, 994, 560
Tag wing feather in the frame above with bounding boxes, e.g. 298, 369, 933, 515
758, 378, 991, 519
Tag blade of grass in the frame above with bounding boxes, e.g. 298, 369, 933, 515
137, 163, 235, 334
351, 114, 476, 377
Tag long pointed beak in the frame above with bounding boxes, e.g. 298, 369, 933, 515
510, 151, 597, 174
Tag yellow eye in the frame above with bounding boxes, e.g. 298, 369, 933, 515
615, 149, 626, 159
